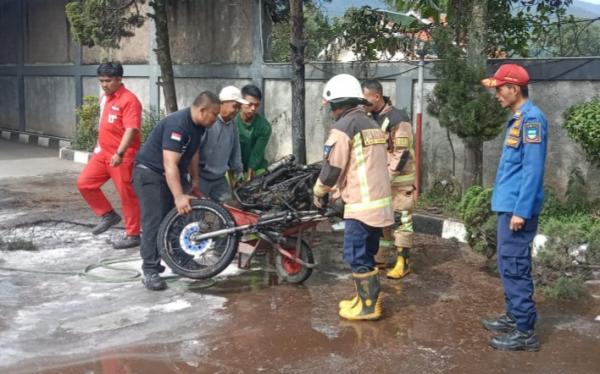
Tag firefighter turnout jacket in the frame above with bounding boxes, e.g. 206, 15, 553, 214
373, 100, 415, 186
313, 107, 394, 228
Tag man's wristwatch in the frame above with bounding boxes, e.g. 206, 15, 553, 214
116, 150, 125, 157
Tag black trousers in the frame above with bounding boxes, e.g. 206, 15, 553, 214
132, 165, 174, 274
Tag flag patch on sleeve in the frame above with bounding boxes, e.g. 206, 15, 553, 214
524, 123, 541, 143
170, 132, 182, 142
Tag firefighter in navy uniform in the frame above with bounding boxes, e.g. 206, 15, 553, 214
313, 74, 394, 320
481, 64, 548, 351
362, 79, 415, 279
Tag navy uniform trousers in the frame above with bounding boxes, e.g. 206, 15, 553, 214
497, 212, 538, 332
343, 219, 382, 272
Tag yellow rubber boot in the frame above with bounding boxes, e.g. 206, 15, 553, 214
339, 268, 382, 321
387, 248, 411, 279
339, 296, 358, 310
339, 282, 359, 309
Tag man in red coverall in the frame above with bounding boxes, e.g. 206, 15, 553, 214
77, 62, 143, 249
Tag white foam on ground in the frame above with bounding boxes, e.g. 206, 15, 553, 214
0, 222, 236, 370
214, 262, 245, 278
0, 210, 27, 222
60, 306, 151, 334
152, 299, 191, 313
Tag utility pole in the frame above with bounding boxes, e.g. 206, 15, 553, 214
415, 44, 426, 199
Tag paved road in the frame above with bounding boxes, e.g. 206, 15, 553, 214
0, 139, 82, 180
0, 140, 599, 374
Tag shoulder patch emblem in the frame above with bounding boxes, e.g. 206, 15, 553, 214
524, 122, 542, 143
361, 129, 387, 146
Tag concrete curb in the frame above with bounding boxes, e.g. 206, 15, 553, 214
59, 147, 92, 165
332, 214, 469, 243
335, 213, 550, 255
413, 213, 467, 243
1, 128, 71, 149
413, 213, 548, 254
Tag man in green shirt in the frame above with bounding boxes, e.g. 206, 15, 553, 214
234, 84, 272, 180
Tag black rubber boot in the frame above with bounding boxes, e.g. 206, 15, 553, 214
482, 313, 516, 333
142, 272, 167, 291
112, 234, 141, 249
490, 329, 540, 351
91, 211, 121, 235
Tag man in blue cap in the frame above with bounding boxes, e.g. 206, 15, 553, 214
480, 63, 548, 351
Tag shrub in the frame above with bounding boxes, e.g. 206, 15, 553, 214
458, 180, 599, 300
72, 96, 100, 152
586, 224, 600, 264
537, 217, 590, 270
459, 186, 496, 257
565, 167, 588, 213
563, 97, 600, 167
141, 106, 164, 143
541, 187, 566, 218
536, 212, 600, 300
417, 179, 461, 217
542, 276, 586, 300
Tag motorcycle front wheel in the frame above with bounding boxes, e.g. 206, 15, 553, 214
158, 199, 239, 279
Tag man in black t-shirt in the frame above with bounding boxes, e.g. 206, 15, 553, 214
133, 91, 220, 291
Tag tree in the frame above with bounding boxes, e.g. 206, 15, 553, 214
462, 0, 490, 189
531, 17, 600, 57
329, 6, 423, 61
387, 0, 575, 57
268, 2, 334, 62
66, 0, 178, 113
290, 0, 306, 164
385, 0, 573, 190
427, 19, 507, 191
427, 27, 507, 190
151, 0, 177, 114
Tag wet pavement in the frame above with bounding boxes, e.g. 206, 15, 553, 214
1, 142, 599, 374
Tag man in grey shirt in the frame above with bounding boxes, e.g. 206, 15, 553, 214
197, 86, 247, 202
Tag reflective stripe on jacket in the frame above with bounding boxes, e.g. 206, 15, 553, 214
314, 107, 394, 227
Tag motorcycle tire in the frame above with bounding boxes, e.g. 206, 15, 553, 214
158, 199, 238, 279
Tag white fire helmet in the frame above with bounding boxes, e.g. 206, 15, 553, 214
322, 74, 368, 104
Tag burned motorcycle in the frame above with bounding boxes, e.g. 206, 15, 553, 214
157, 155, 335, 283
